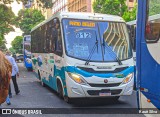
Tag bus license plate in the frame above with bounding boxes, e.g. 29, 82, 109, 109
99, 92, 111, 96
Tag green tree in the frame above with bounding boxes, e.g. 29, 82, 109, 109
16, 9, 45, 35
0, 0, 52, 8
93, 0, 137, 22
9, 47, 16, 54
149, 0, 160, 16
123, 5, 137, 22
0, 4, 15, 35
0, 0, 21, 4
11, 36, 23, 53
37, 0, 53, 8
0, 35, 7, 50
20, 0, 52, 8
0, 4, 16, 49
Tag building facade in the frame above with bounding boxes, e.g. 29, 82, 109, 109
126, 0, 137, 10
68, 0, 95, 12
52, 0, 68, 14
24, 0, 53, 19
32, 0, 53, 19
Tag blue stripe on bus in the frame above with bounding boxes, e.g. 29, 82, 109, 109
65, 66, 134, 78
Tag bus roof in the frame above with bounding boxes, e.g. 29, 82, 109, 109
127, 13, 160, 25
31, 12, 125, 32
24, 35, 31, 37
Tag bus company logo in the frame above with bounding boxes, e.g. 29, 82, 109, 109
97, 66, 112, 69
104, 79, 108, 83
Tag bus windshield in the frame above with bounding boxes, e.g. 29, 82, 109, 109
63, 19, 132, 62
24, 43, 31, 57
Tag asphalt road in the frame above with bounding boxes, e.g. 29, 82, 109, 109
1, 63, 145, 117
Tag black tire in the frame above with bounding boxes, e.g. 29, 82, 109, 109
113, 96, 120, 101
27, 68, 32, 71
64, 96, 72, 104
28, 68, 33, 72
57, 80, 72, 103
38, 71, 45, 87
57, 80, 63, 99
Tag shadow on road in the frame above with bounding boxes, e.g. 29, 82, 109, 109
42, 82, 128, 107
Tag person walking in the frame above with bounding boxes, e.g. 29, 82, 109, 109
0, 51, 12, 105
5, 51, 20, 98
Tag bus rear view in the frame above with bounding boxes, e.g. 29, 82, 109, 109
23, 35, 32, 71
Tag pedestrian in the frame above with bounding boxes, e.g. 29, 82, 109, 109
12, 53, 17, 61
0, 50, 12, 105
5, 51, 20, 98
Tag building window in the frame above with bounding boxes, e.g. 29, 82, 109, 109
129, 0, 134, 2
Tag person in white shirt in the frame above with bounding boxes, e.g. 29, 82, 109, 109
5, 51, 20, 98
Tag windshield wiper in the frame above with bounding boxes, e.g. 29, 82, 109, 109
85, 32, 98, 65
102, 37, 122, 65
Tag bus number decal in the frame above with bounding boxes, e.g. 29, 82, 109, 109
76, 32, 91, 38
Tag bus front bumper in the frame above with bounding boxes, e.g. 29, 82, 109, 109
66, 75, 134, 98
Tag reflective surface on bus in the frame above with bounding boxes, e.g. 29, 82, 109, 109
63, 19, 132, 62
146, 0, 160, 64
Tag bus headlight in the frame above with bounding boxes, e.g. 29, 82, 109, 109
67, 72, 86, 85
122, 73, 133, 84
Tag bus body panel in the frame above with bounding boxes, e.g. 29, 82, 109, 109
137, 0, 160, 108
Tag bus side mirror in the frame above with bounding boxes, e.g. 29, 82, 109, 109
145, 22, 160, 43
21, 43, 24, 53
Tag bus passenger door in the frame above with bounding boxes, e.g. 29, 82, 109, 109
137, 0, 160, 109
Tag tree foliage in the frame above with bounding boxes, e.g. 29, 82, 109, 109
0, 4, 15, 49
38, 0, 53, 9
16, 9, 45, 35
9, 47, 16, 54
93, 0, 137, 22
148, 0, 160, 16
0, 4, 15, 35
0, 0, 21, 4
122, 4, 137, 22
0, 0, 52, 8
11, 36, 23, 53
21, 0, 52, 9
0, 35, 7, 50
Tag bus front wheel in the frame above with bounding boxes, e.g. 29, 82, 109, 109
57, 81, 63, 99
113, 96, 120, 101
57, 80, 72, 103
63, 96, 72, 104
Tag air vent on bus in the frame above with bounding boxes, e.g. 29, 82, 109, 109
77, 66, 128, 73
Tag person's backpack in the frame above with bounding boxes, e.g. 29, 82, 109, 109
0, 74, 10, 104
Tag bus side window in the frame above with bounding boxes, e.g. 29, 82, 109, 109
48, 20, 53, 53
41, 25, 45, 53
55, 19, 63, 56
51, 19, 56, 52
146, 21, 160, 43
51, 18, 63, 56
44, 24, 49, 53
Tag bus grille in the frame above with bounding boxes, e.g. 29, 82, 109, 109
77, 67, 128, 73
88, 83, 121, 87
87, 89, 122, 96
